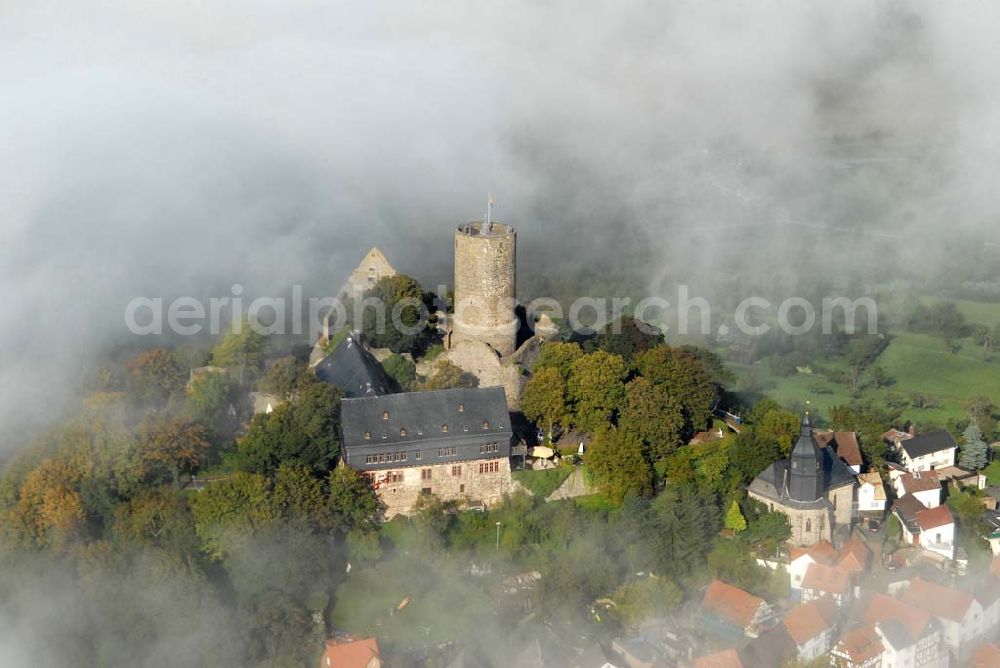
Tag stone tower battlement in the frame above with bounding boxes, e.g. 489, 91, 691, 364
452, 221, 518, 356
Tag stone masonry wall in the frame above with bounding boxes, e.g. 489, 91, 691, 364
452, 223, 517, 356
370, 457, 513, 518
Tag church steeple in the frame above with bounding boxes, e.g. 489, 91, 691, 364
787, 412, 823, 502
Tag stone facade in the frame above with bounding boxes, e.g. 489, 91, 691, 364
452, 222, 518, 356
339, 247, 396, 300
439, 340, 526, 410
748, 483, 854, 547
364, 457, 512, 518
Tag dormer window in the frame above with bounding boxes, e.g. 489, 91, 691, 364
417, 428, 423, 435
383, 411, 389, 420
463, 425, 469, 432
381, 432, 387, 439
442, 424, 449, 433
400, 428, 407, 437
364, 431, 371, 440
483, 421, 490, 430
458, 403, 465, 412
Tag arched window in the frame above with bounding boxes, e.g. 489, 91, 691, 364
806, 519, 812, 533
400, 428, 407, 437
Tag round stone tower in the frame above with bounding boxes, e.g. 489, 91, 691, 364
452, 221, 518, 356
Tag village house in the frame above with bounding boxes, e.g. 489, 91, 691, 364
322, 637, 382, 668
787, 541, 839, 596
831, 624, 884, 668
340, 386, 514, 517
698, 579, 777, 639
887, 429, 957, 472
900, 577, 994, 661
747, 414, 857, 546
859, 592, 948, 668
856, 472, 886, 515
971, 643, 1000, 667
891, 495, 956, 561
692, 648, 742, 668
891, 469, 943, 508
801, 561, 853, 608
814, 430, 864, 473
782, 598, 839, 661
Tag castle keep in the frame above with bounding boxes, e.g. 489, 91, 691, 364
451, 221, 518, 356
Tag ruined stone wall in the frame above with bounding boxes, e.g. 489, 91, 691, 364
370, 457, 513, 518
452, 222, 517, 356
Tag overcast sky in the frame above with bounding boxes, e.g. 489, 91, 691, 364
2, 0, 999, 442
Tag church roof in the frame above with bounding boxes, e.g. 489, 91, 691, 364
315, 332, 400, 398
748, 422, 857, 509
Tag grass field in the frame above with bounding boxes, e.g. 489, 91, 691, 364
513, 466, 573, 498
725, 299, 1000, 427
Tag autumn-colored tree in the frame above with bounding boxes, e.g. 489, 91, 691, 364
584, 427, 652, 504
126, 348, 186, 404
611, 575, 682, 627
211, 319, 266, 382
567, 350, 628, 434
619, 376, 684, 464
138, 416, 212, 487
10, 456, 86, 549
521, 366, 568, 440
112, 488, 198, 557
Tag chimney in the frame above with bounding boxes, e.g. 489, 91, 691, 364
908, 424, 917, 437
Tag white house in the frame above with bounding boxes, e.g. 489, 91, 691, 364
893, 470, 942, 508
786, 541, 838, 594
892, 495, 956, 561
865, 593, 949, 668
783, 598, 838, 662
901, 577, 989, 661
890, 430, 957, 472
856, 472, 886, 513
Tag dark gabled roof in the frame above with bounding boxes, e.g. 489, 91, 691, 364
748, 428, 856, 508
739, 624, 796, 667
899, 430, 957, 460
892, 494, 927, 534
341, 386, 511, 449
315, 332, 400, 398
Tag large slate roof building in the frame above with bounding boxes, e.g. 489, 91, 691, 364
748, 414, 857, 546
315, 332, 400, 398
341, 386, 514, 517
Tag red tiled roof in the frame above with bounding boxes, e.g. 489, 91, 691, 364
971, 643, 1000, 668
834, 624, 884, 664
898, 471, 942, 495
837, 535, 871, 573
863, 593, 934, 640
789, 540, 838, 565
322, 637, 381, 668
694, 648, 743, 668
701, 580, 765, 628
802, 562, 851, 595
915, 504, 953, 531
900, 577, 974, 623
857, 472, 886, 500
783, 598, 838, 646
816, 431, 862, 468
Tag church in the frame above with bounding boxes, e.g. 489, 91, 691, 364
747, 414, 857, 546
